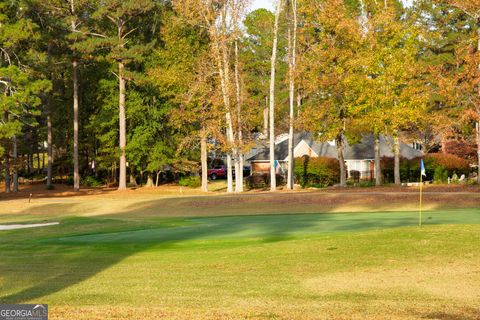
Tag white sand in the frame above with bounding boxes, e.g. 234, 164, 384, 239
0, 222, 59, 231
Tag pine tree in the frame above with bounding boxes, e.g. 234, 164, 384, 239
0, 1, 51, 192
77, 0, 157, 190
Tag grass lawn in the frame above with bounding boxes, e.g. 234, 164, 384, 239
0, 190, 479, 319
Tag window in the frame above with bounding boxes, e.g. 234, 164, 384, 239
413, 142, 423, 150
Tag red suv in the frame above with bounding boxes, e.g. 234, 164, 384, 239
207, 165, 227, 180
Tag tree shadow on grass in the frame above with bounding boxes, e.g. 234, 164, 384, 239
419, 308, 480, 320
0, 200, 478, 305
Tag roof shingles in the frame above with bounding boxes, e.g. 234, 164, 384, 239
247, 133, 423, 161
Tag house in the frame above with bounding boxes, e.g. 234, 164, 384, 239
246, 133, 423, 179
246, 132, 336, 174
343, 134, 424, 179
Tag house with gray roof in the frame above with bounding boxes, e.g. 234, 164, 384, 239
246, 132, 423, 179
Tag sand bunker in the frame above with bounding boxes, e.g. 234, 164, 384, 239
0, 222, 59, 231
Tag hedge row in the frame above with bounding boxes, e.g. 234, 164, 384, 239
294, 156, 340, 187
382, 153, 471, 183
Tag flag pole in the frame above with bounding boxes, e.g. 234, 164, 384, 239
419, 173, 423, 227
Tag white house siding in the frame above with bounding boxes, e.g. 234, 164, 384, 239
286, 140, 319, 160
345, 159, 374, 179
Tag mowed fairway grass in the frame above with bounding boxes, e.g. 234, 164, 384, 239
0, 190, 479, 319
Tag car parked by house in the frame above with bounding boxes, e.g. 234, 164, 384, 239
207, 165, 251, 180
207, 165, 227, 180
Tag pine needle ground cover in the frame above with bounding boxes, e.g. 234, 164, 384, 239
0, 192, 479, 319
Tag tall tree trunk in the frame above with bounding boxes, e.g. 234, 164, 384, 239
297, 92, 302, 116
234, 40, 243, 193
359, 0, 367, 33
220, 9, 235, 194
47, 42, 53, 189
129, 172, 137, 187
226, 154, 233, 193
128, 165, 136, 187
269, 0, 282, 192
263, 98, 268, 138
4, 111, 10, 193
201, 134, 208, 192
234, 153, 240, 192
4, 152, 10, 193
393, 134, 401, 186
111, 162, 115, 183
238, 153, 244, 189
476, 121, 480, 184
477, 25, 480, 184
441, 134, 448, 154
374, 133, 382, 186
41, 146, 44, 173
118, 61, 127, 190
73, 59, 80, 191
224, 70, 234, 193
28, 141, 33, 174
336, 134, 347, 187
287, 0, 297, 190
12, 135, 18, 192
211, 16, 234, 194
146, 173, 153, 187
47, 111, 53, 188
70, 0, 80, 191
27, 152, 31, 175
37, 149, 41, 174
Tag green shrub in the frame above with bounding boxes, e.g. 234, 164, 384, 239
466, 178, 478, 186
82, 176, 104, 187
381, 157, 395, 183
247, 173, 268, 189
359, 180, 375, 188
400, 158, 420, 182
179, 175, 201, 188
424, 153, 470, 183
433, 167, 445, 183
65, 175, 74, 186
384, 153, 471, 183
294, 156, 340, 188
383, 157, 424, 183
246, 173, 284, 189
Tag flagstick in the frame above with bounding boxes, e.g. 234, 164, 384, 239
419, 173, 423, 227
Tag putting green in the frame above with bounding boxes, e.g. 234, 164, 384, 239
59, 209, 480, 244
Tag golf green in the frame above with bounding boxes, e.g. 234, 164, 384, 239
57, 209, 480, 244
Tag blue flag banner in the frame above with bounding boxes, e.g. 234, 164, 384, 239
419, 159, 426, 227
420, 159, 426, 177
274, 160, 281, 173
